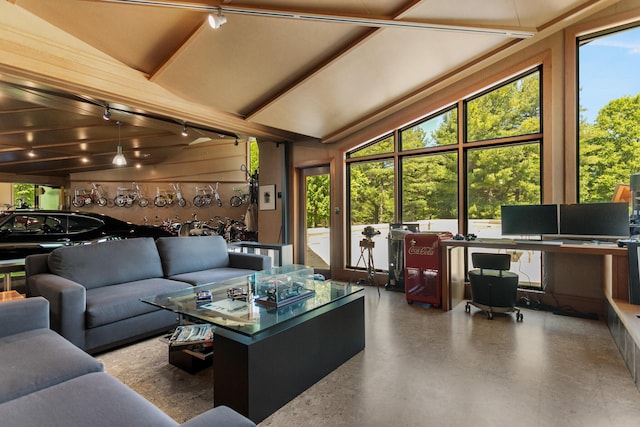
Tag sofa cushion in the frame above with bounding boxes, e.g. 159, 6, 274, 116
156, 235, 230, 276
0, 329, 104, 404
48, 237, 165, 289
85, 278, 189, 329
168, 267, 256, 286
0, 372, 178, 427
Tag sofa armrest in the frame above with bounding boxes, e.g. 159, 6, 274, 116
228, 252, 272, 271
0, 296, 50, 339
25, 253, 50, 297
180, 406, 256, 427
29, 273, 87, 349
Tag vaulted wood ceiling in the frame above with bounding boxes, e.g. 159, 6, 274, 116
0, 0, 619, 176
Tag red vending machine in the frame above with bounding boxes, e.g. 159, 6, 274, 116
404, 232, 453, 306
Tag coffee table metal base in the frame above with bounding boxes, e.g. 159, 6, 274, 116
213, 293, 365, 423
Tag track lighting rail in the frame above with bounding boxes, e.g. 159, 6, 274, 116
95, 0, 535, 38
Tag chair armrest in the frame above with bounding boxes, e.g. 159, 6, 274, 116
0, 296, 49, 339
180, 406, 256, 427
29, 273, 87, 349
228, 252, 272, 271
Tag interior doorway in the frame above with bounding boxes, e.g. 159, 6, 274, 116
299, 165, 331, 277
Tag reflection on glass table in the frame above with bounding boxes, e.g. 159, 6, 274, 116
141, 265, 363, 337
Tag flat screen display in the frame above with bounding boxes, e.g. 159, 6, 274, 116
500, 204, 559, 236
559, 202, 629, 237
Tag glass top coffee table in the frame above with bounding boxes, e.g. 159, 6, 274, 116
141, 264, 366, 423
141, 265, 363, 337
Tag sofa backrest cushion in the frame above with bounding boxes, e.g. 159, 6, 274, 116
156, 235, 230, 277
47, 237, 164, 289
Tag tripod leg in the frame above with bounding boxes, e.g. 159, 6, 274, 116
349, 246, 368, 285
366, 247, 380, 296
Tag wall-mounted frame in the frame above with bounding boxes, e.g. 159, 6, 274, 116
259, 184, 276, 210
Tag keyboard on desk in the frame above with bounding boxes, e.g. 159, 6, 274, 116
472, 238, 563, 246
475, 237, 561, 245
557, 239, 618, 246
473, 238, 516, 244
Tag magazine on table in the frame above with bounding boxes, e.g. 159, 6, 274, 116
168, 324, 214, 346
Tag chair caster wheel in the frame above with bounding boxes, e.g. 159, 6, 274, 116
487, 312, 494, 320
465, 303, 470, 313
517, 313, 523, 322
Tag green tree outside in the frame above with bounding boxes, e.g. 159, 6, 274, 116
306, 174, 330, 228
579, 94, 640, 202
349, 159, 395, 225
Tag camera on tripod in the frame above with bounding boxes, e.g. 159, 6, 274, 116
362, 226, 380, 239
360, 226, 380, 248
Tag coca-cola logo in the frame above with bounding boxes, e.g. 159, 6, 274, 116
408, 240, 438, 256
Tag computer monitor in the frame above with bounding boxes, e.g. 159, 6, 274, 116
500, 204, 559, 236
559, 202, 629, 238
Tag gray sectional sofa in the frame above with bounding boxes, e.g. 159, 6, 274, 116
0, 296, 255, 427
25, 235, 271, 353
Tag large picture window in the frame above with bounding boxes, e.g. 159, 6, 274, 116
347, 158, 395, 268
578, 24, 640, 202
401, 153, 458, 228
466, 72, 540, 142
346, 67, 543, 287
467, 143, 541, 227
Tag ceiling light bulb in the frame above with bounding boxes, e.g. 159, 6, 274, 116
112, 145, 127, 166
208, 12, 227, 29
103, 106, 111, 121
182, 124, 188, 137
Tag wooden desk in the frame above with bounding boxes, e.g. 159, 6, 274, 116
440, 239, 628, 311
0, 259, 25, 292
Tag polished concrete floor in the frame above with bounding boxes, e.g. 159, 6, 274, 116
100, 286, 640, 426
259, 286, 640, 426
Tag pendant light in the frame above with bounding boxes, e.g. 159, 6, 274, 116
112, 121, 127, 166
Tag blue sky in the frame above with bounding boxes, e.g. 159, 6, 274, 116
579, 27, 640, 123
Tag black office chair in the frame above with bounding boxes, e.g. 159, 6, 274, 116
465, 253, 523, 321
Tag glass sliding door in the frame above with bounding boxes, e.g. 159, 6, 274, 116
301, 165, 331, 276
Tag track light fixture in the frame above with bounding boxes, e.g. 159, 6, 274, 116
181, 124, 189, 137
208, 9, 227, 29
103, 105, 111, 121
112, 121, 127, 166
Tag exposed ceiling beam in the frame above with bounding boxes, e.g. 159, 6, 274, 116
91, 0, 536, 38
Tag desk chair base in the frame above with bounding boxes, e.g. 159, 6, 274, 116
465, 300, 523, 321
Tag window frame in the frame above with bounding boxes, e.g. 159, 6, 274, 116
575, 21, 640, 203
345, 66, 544, 272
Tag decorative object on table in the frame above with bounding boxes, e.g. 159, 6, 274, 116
254, 265, 316, 308
255, 280, 315, 308
196, 290, 212, 307
227, 287, 249, 301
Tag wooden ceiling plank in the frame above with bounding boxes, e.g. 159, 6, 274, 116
243, 0, 425, 121
148, 16, 206, 82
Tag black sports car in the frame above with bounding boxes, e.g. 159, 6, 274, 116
0, 210, 173, 260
